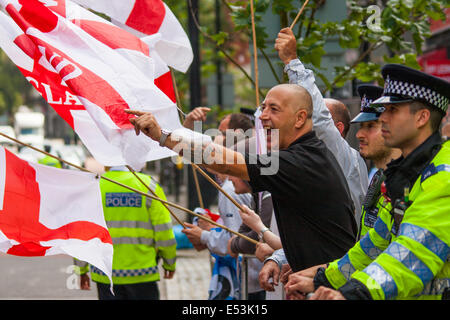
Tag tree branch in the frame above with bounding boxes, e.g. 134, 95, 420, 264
327, 40, 383, 92
259, 47, 282, 84
187, 0, 265, 99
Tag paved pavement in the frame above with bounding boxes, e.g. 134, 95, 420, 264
159, 249, 211, 300
0, 168, 216, 300
0, 248, 211, 300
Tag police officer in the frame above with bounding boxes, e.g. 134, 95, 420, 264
76, 165, 177, 300
285, 64, 450, 300
38, 145, 62, 168
352, 85, 402, 239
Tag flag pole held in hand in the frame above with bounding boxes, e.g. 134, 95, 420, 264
289, 0, 310, 30
0, 131, 257, 245
125, 165, 186, 229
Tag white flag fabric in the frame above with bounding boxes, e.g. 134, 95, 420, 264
72, 0, 193, 73
0, 146, 113, 283
0, 0, 181, 170
43, 0, 178, 103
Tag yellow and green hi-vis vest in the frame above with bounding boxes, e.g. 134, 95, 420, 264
88, 170, 177, 285
326, 140, 450, 300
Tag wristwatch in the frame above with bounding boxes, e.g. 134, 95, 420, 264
159, 129, 172, 147
258, 227, 270, 242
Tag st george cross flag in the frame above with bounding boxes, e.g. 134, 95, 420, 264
0, 146, 113, 282
72, 0, 193, 73
43, 0, 178, 103
0, 0, 182, 170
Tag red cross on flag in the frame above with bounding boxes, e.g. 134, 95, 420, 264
72, 0, 193, 73
0, 0, 183, 170
0, 146, 113, 282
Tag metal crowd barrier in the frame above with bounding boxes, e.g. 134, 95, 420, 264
239, 253, 254, 300
239, 253, 286, 300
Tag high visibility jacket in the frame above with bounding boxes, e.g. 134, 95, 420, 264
38, 155, 62, 168
78, 170, 176, 285
325, 140, 450, 300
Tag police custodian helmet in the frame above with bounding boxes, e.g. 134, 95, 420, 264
372, 64, 450, 114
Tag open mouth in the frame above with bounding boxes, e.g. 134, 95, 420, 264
263, 126, 273, 140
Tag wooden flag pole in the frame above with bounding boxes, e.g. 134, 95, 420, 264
190, 163, 244, 212
191, 165, 205, 208
171, 68, 207, 211
170, 67, 187, 121
289, 0, 310, 30
170, 65, 243, 213
125, 165, 186, 229
249, 0, 260, 106
0, 132, 258, 245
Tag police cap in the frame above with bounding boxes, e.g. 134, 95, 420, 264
372, 64, 450, 114
350, 84, 384, 123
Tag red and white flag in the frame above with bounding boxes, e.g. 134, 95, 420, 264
0, 146, 113, 282
43, 0, 178, 103
72, 0, 193, 73
0, 0, 181, 170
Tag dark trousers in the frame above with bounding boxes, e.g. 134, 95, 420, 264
96, 281, 160, 300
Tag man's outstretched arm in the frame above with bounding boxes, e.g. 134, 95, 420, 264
125, 109, 250, 180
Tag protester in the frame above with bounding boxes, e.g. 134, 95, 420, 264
257, 27, 371, 292
181, 112, 254, 252
225, 138, 274, 300
237, 204, 282, 250
182, 107, 211, 130
323, 98, 351, 139
274, 27, 368, 226
75, 166, 176, 300
284, 64, 450, 300
125, 82, 358, 296
180, 111, 256, 300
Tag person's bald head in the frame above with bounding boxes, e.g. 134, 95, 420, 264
324, 98, 351, 138
260, 84, 314, 150
271, 83, 313, 118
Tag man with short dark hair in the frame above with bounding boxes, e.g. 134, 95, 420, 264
228, 113, 254, 133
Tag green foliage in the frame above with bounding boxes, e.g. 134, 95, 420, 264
192, 0, 449, 97
1, 0, 447, 124
0, 51, 31, 118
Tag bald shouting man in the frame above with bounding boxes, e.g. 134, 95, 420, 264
126, 83, 357, 275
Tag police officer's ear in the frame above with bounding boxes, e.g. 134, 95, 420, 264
410, 103, 431, 130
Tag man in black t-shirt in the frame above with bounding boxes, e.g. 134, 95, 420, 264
125, 83, 357, 278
